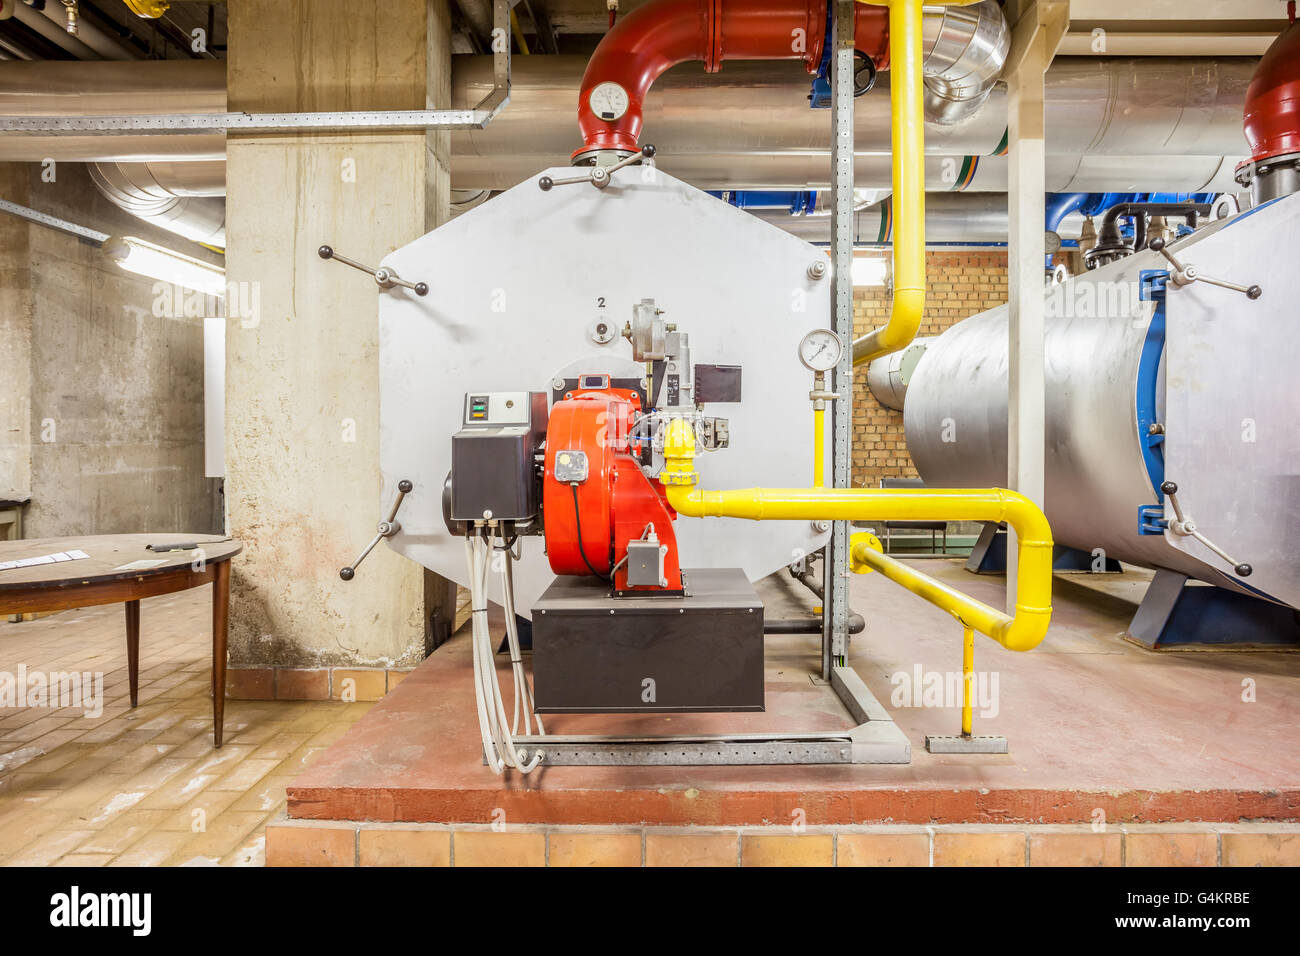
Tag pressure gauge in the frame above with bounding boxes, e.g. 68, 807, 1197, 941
798, 329, 843, 372
589, 81, 630, 122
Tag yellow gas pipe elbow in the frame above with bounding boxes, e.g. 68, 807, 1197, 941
663, 419, 1053, 653
850, 0, 928, 368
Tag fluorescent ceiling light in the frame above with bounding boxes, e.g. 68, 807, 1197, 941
851, 257, 888, 287
103, 235, 226, 298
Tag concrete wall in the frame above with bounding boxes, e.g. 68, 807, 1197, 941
852, 251, 1009, 487
0, 166, 33, 503
223, 0, 453, 670
0, 162, 222, 536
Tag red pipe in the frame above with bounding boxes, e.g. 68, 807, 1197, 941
1242, 19, 1300, 164
574, 0, 890, 158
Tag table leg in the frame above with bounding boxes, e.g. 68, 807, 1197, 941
212, 559, 230, 748
125, 600, 140, 708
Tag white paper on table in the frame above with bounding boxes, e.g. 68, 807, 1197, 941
0, 549, 92, 572
112, 559, 169, 571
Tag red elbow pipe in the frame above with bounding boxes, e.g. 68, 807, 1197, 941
574, 0, 890, 159
1242, 19, 1300, 164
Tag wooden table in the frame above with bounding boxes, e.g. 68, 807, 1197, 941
1, 495, 31, 623
0, 534, 242, 747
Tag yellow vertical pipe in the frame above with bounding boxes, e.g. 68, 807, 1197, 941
813, 406, 826, 487
961, 624, 974, 736
510, 9, 531, 54
851, 0, 926, 367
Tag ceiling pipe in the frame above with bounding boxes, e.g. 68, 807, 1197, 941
30, 0, 141, 60
453, 55, 1257, 174
12, 2, 104, 58
452, 150, 1243, 193
0, 59, 226, 114
0, 31, 38, 59
572, 0, 892, 161
1235, 16, 1300, 203
571, 0, 1009, 161
0, 60, 227, 162
453, 0, 493, 42
89, 160, 226, 246
752, 192, 1039, 243
920, 0, 1008, 126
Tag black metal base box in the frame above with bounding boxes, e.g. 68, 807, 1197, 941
531, 567, 764, 714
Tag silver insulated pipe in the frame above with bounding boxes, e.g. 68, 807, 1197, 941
449, 56, 1256, 191
89, 161, 227, 246
921, 1, 1010, 126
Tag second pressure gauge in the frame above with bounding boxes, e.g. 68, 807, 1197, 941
589, 81, 630, 122
798, 329, 843, 372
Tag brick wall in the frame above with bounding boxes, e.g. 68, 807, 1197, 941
851, 251, 1008, 488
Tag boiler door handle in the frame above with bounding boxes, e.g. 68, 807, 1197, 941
340, 480, 413, 581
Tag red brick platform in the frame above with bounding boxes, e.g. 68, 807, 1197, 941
286, 562, 1300, 828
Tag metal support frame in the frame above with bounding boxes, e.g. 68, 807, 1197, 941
510, 666, 910, 765
1003, 0, 1068, 608
823, 0, 856, 680
0, 0, 513, 135
0, 198, 108, 244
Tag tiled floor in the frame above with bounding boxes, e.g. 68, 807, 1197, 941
0, 587, 371, 866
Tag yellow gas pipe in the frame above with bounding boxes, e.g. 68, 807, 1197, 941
812, 404, 826, 487
661, 0, 1053, 739
664, 419, 1054, 653
850, 0, 983, 368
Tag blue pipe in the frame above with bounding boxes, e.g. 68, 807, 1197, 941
710, 190, 818, 215
1045, 192, 1218, 266
1045, 193, 1090, 234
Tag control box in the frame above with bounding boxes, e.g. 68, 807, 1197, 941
449, 391, 547, 524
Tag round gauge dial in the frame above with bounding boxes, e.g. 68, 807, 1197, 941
589, 81, 630, 122
798, 329, 843, 372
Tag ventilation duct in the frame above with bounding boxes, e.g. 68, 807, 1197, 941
89, 161, 227, 246
920, 0, 1009, 126
0, 60, 227, 163
451, 55, 1256, 190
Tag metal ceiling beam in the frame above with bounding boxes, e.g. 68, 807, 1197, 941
1057, 31, 1279, 56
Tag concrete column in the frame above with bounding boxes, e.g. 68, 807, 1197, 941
1004, 0, 1067, 605
225, 0, 453, 670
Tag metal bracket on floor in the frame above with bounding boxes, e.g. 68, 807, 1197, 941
506, 664, 910, 766
926, 734, 1008, 754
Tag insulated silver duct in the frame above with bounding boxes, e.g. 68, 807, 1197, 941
455, 150, 1242, 193
921, 0, 1010, 126
89, 161, 226, 246
449, 56, 1256, 189
0, 61, 228, 163
749, 192, 1082, 245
